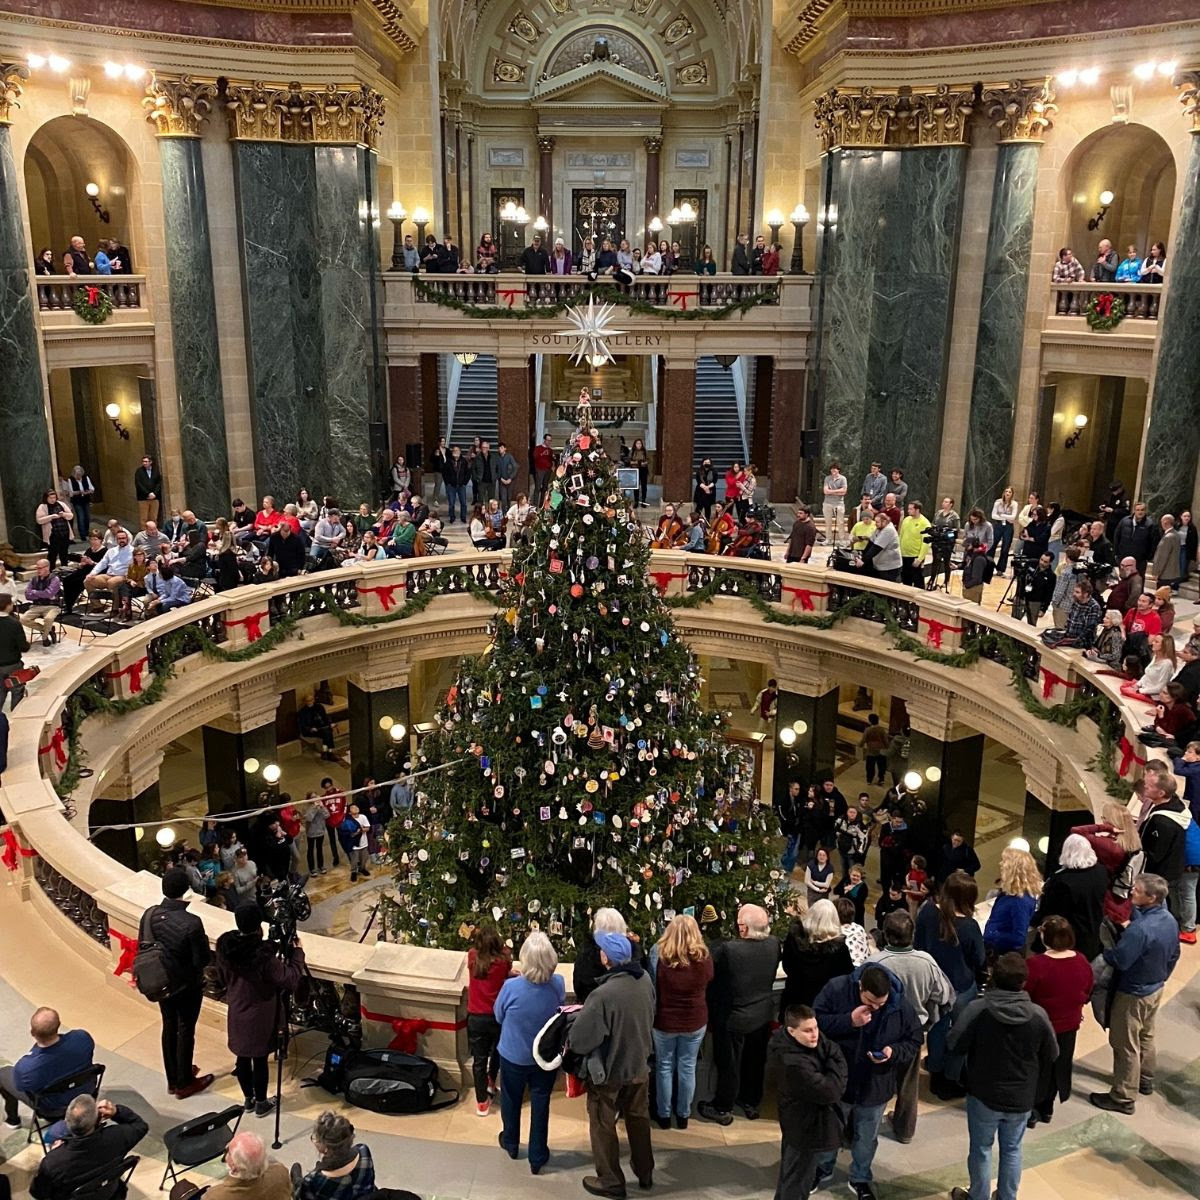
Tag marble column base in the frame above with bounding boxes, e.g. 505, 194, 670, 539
660, 366, 696, 503
348, 682, 409, 792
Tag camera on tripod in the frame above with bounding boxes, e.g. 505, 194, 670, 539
263, 877, 312, 950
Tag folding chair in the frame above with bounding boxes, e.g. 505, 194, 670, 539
160, 1104, 243, 1190
27, 1062, 105, 1152
70, 1153, 139, 1200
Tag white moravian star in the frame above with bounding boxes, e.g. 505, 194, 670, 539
556, 296, 627, 366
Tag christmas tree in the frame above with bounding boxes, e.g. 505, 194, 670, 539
387, 389, 788, 953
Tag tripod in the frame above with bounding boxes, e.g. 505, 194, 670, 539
924, 546, 955, 593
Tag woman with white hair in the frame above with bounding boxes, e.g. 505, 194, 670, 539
573, 907, 643, 1003
494, 932, 565, 1175
1084, 609, 1125, 671
780, 898, 852, 1014
1033, 833, 1110, 961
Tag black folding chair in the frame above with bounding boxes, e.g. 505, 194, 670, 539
160, 1104, 243, 1191
27, 1062, 105, 1152
69, 1153, 139, 1200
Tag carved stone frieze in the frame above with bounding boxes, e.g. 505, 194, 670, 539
144, 73, 218, 138
1175, 68, 1200, 134
815, 83, 977, 152
0, 61, 29, 126
223, 80, 384, 146
980, 78, 1056, 143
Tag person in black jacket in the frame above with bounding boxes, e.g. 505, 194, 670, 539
730, 233, 751, 275
1019, 553, 1056, 625
134, 454, 162, 528
939, 831, 981, 881
770, 1006, 848, 1200
267, 523, 306, 578
811, 963, 922, 1200
698, 904, 781, 1126
1032, 834, 1109, 961
30, 1094, 148, 1200
520, 235, 549, 275
1139, 769, 1190, 891
948, 953, 1058, 1200
572, 908, 647, 1004
776, 779, 805, 873
142, 867, 214, 1098
442, 445, 471, 525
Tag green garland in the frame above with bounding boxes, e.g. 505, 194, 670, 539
412, 275, 778, 322
72, 286, 113, 325
1084, 291, 1126, 331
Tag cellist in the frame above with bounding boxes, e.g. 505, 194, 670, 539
707, 502, 737, 554
651, 502, 687, 548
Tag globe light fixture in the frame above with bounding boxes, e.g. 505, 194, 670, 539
1008, 837, 1031, 852
789, 204, 810, 273
1037, 836, 1050, 855
791, 719, 808, 736
648, 216, 664, 237
86, 182, 100, 197
412, 206, 430, 244
924, 766, 942, 783
903, 770, 922, 791
155, 826, 176, 848
379, 715, 395, 731
390, 723, 407, 742
765, 208, 784, 248
262, 763, 282, 785
243, 757, 260, 774
778, 726, 797, 747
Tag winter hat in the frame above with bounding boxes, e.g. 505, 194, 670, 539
595, 931, 632, 964
235, 904, 263, 934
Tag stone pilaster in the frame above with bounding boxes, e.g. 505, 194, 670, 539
537, 135, 555, 231
0, 62, 53, 551
644, 136, 662, 244
659, 363, 696, 504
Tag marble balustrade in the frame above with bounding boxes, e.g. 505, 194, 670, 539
35, 275, 145, 311
1048, 280, 1162, 320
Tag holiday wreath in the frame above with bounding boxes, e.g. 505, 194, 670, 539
1084, 291, 1125, 331
73, 285, 113, 325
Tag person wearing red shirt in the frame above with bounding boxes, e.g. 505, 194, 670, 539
466, 925, 514, 1115
319, 778, 345, 869
532, 435, 555, 502
1123, 593, 1163, 639
253, 496, 283, 541
1024, 916, 1094, 1126
278, 799, 303, 874
1072, 802, 1143, 925
882, 493, 903, 529
279, 505, 303, 535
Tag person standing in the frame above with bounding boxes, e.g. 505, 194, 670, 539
1091, 238, 1118, 282
693, 458, 717, 520
864, 512, 902, 582
1033, 833, 1109, 961
776, 779, 805, 874
65, 466, 95, 537
1114, 502, 1159, 578
134, 455, 162, 528
428, 436, 447, 502
215, 906, 306, 1117
859, 714, 888, 786
35, 489, 74, 569
947, 953, 1058, 1200
494, 442, 518, 508
990, 487, 1018, 575
1151, 514, 1183, 590
785, 506, 817, 564
1089, 873, 1180, 1113
822, 462, 848, 543
898, 501, 930, 586
319, 778, 345, 869
467, 925, 512, 1117
141, 867, 214, 1098
1024, 916, 1094, 1126
442, 446, 471, 525
770, 1005, 848, 1200
571, 931, 656, 1198
811, 963, 923, 1200
533, 434, 555, 502
781, 900, 853, 1015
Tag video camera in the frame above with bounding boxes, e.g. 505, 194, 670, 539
923, 526, 958, 546
263, 877, 312, 950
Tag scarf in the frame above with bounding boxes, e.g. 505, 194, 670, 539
318, 1142, 358, 1173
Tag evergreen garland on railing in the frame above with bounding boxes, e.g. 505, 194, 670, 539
411, 275, 779, 321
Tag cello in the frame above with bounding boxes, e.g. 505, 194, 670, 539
651, 504, 687, 549
707, 504, 737, 555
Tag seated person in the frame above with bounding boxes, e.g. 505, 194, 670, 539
469, 504, 504, 551
1040, 579, 1102, 649
101, 518, 133, 549
389, 511, 417, 558
84, 529, 132, 611
132, 521, 171, 560
1139, 681, 1197, 749
313, 510, 347, 561
373, 508, 399, 542
506, 494, 535, 546
1121, 633, 1176, 700
60, 532, 106, 614
1083, 608, 1125, 671
231, 498, 256, 543
174, 509, 205, 550
30, 1094, 148, 1200
298, 694, 337, 760
255, 555, 280, 586
292, 1112, 374, 1200
485, 499, 505, 538
115, 548, 150, 621
683, 511, 707, 552
21, 559, 62, 646
143, 562, 192, 615
267, 523, 306, 578
206, 1131, 292, 1200
419, 510, 447, 550
355, 530, 387, 561
175, 528, 209, 583
0, 1007, 95, 1135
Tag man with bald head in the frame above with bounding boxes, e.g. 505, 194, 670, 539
0, 1006, 95, 1131
206, 1131, 292, 1200
699, 903, 782, 1126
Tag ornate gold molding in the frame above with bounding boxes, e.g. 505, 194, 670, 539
223, 81, 385, 147
1175, 69, 1200, 135
144, 73, 219, 138
980, 79, 1055, 144
537, 134, 556, 154
644, 135, 663, 154
814, 83, 976, 152
0, 61, 29, 126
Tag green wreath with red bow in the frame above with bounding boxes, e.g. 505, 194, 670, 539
73, 285, 113, 325
1084, 291, 1125, 331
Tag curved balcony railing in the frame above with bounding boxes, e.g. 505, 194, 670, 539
3, 550, 1150, 1073
36, 274, 146, 312
1049, 280, 1161, 320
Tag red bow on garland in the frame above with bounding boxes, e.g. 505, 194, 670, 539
109, 929, 139, 982
2, 829, 37, 872
781, 585, 829, 612
357, 583, 401, 612
649, 570, 687, 595
359, 1006, 465, 1053
497, 288, 526, 309
1118, 735, 1148, 778
919, 617, 965, 648
86, 286, 100, 306
667, 290, 694, 311
38, 726, 68, 769
1095, 292, 1114, 317
226, 610, 269, 641
1039, 667, 1081, 700
106, 656, 148, 694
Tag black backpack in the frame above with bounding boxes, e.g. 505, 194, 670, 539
132, 905, 176, 1002
336, 1049, 459, 1115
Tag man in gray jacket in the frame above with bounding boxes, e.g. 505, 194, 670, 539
570, 931, 655, 1199
494, 442, 519, 507
867, 910, 953, 1143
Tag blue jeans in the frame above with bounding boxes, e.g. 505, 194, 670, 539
652, 1026, 706, 1118
1170, 868, 1198, 932
814, 1101, 884, 1185
781, 834, 800, 873
926, 981, 977, 1077
966, 1094, 1028, 1200
498, 1053, 556, 1171
446, 484, 468, 523
993, 523, 1014, 574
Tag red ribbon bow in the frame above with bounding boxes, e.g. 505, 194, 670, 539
649, 570, 687, 595
1118, 735, 1147, 778
86, 286, 100, 306
1095, 292, 1114, 316
109, 929, 140, 982
226, 610, 269, 641
358, 583, 400, 612
781, 585, 829, 612
359, 1006, 465, 1053
38, 726, 68, 769
667, 290, 694, 311
106, 656, 148, 694
1039, 667, 1081, 700
497, 288, 526, 309
919, 617, 965, 649
2, 829, 37, 872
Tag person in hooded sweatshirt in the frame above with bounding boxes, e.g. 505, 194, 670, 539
812, 963, 922, 1200
770, 1004, 848, 1200
947, 952, 1058, 1200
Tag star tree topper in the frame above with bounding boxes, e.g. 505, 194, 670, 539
556, 296, 626, 367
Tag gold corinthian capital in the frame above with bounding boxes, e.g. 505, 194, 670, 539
980, 79, 1057, 143
143, 73, 219, 138
0, 61, 29, 126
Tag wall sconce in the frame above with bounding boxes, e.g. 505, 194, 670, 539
454, 351, 478, 367
1087, 189, 1114, 231
104, 402, 130, 441
389, 722, 408, 742
648, 216, 664, 238
533, 215, 549, 236
765, 208, 784, 248
789, 204, 810, 274
261, 763, 282, 784
778, 726, 797, 747
924, 765, 942, 783
1064, 413, 1088, 449
85, 181, 110, 224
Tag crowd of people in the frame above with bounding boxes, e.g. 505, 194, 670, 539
34, 233, 135, 277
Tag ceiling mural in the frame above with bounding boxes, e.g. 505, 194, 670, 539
438, 0, 762, 99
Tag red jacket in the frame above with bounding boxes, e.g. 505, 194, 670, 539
322, 791, 346, 827
533, 444, 554, 473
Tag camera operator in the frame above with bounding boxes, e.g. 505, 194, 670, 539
863, 512, 902, 582
216, 905, 307, 1117
1018, 553, 1056, 626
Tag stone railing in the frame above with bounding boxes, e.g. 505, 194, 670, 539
36, 274, 146, 313
1, 551, 1150, 1079
1049, 280, 1161, 320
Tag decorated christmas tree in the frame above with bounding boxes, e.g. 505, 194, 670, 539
387, 389, 787, 953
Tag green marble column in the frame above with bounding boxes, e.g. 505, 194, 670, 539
962, 143, 1040, 511
1142, 131, 1200, 517
818, 146, 966, 509
0, 114, 53, 550
160, 137, 230, 516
